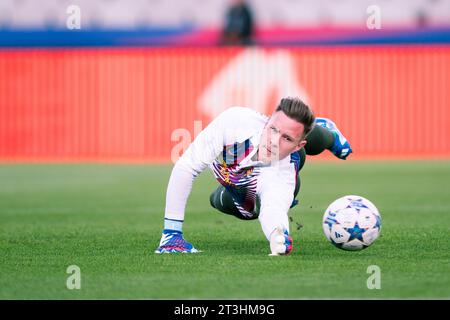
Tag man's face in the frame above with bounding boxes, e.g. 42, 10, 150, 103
257, 111, 307, 163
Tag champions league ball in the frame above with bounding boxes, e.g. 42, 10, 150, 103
322, 195, 382, 251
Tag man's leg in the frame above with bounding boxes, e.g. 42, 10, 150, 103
304, 125, 334, 155
305, 119, 352, 159
290, 148, 305, 208
210, 186, 258, 220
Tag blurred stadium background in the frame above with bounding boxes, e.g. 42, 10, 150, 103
0, 0, 449, 162
1, 0, 450, 299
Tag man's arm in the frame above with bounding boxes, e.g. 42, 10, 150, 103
166, 106, 259, 222
165, 116, 225, 223
156, 112, 227, 253
258, 170, 295, 255
157, 106, 265, 253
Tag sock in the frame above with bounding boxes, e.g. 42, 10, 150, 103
163, 218, 183, 234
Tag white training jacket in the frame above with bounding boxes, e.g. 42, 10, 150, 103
165, 107, 301, 240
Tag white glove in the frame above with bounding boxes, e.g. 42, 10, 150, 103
269, 226, 293, 256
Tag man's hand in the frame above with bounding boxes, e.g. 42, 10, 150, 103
269, 226, 293, 256
155, 230, 201, 253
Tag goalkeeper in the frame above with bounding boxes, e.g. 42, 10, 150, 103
155, 97, 352, 255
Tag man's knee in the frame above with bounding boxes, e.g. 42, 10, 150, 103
210, 186, 222, 209
209, 186, 258, 220
209, 191, 215, 208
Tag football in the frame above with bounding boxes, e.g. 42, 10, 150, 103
322, 195, 382, 251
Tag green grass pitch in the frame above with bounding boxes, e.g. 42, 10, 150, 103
0, 161, 449, 299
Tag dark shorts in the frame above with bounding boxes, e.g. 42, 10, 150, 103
209, 149, 305, 220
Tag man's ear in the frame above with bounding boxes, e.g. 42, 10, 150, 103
294, 139, 307, 153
